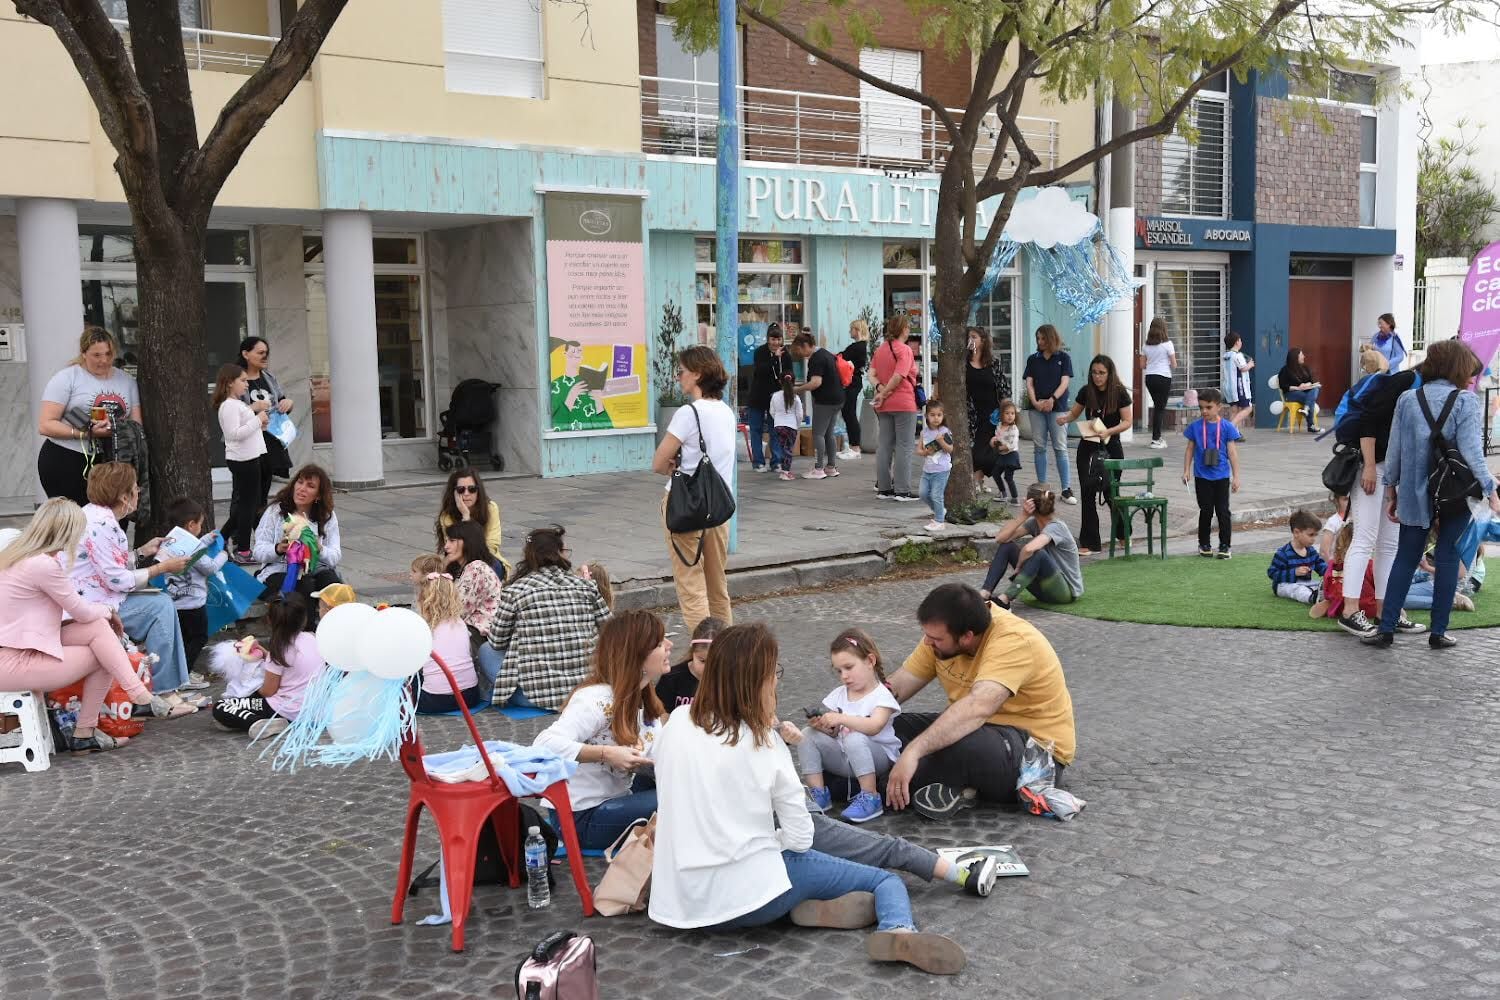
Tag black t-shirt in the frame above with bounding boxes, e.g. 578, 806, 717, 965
807, 348, 845, 406
1080, 386, 1132, 428
245, 373, 279, 411
1351, 370, 1417, 462
841, 341, 869, 385
749, 345, 792, 409
655, 664, 699, 710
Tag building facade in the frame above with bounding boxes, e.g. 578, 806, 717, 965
1130, 54, 1419, 428
0, 0, 1096, 504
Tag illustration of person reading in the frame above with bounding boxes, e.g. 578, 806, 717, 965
550, 339, 615, 432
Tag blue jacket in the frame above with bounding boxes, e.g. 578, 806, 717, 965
1385, 380, 1497, 527
1267, 543, 1326, 590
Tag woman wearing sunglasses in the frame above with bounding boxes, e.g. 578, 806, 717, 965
434, 467, 510, 579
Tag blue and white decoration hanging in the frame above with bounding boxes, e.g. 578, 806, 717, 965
927, 187, 1138, 345
264, 602, 432, 771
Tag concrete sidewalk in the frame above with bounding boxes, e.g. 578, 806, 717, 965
0, 428, 1335, 606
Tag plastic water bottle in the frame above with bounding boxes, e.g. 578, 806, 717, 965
525, 826, 550, 910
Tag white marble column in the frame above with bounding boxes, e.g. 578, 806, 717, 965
17, 198, 83, 502
323, 211, 383, 487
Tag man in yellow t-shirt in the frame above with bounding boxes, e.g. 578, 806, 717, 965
885, 582, 1076, 820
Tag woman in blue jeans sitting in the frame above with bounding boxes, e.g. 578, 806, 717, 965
1276, 348, 1324, 433
980, 483, 1085, 609
534, 610, 671, 850
648, 622, 965, 975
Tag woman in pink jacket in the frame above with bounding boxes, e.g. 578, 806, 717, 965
0, 499, 175, 752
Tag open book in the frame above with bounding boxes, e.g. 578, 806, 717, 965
154, 526, 215, 574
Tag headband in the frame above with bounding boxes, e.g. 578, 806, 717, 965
424, 572, 452, 581
691, 638, 714, 647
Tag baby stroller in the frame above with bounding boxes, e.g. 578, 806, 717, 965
438, 379, 504, 471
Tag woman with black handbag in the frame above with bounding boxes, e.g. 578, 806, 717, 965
1055, 355, 1132, 555
236, 337, 295, 505
652, 346, 736, 633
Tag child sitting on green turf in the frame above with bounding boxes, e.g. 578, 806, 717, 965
1267, 510, 1327, 605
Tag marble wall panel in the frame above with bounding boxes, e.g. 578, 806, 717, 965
0, 215, 34, 501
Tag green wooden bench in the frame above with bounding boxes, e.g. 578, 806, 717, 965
1102, 457, 1168, 559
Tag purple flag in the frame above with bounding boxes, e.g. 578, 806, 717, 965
1460, 240, 1500, 374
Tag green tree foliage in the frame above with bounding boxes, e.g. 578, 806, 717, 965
1417, 122, 1500, 275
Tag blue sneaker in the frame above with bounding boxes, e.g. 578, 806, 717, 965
841, 791, 884, 824
806, 786, 832, 813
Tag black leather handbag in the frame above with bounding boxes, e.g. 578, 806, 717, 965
666, 402, 736, 567
1321, 442, 1361, 497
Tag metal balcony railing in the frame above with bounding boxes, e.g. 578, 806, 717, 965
109, 18, 277, 73
641, 75, 1060, 175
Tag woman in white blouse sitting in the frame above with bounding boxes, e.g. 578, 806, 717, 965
648, 623, 965, 975
534, 610, 671, 850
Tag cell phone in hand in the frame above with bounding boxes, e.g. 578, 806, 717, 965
803, 705, 829, 719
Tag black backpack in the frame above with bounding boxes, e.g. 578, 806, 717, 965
407, 802, 558, 894
1081, 450, 1111, 506
1417, 389, 1482, 518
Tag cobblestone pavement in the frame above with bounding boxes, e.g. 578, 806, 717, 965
5, 570, 1500, 1000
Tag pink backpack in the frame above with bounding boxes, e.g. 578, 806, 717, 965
515, 931, 598, 1000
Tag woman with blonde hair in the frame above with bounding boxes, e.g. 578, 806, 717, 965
35, 327, 143, 506
412, 571, 482, 713
838, 318, 871, 459
534, 610, 672, 849
650, 623, 965, 975
0, 499, 177, 752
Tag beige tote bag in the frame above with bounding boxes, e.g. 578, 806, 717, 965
592, 813, 657, 916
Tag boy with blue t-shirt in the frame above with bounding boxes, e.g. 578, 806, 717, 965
1182, 388, 1242, 559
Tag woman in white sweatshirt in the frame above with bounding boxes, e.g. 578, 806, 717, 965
534, 610, 671, 850
648, 623, 965, 976
214, 364, 267, 561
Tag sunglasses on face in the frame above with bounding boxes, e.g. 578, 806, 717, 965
454, 485, 478, 495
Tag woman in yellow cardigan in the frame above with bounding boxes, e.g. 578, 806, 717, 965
434, 467, 511, 579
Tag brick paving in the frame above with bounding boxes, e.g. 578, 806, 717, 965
5, 569, 1500, 999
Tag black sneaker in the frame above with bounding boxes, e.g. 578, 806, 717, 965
1198, 547, 1214, 558
1429, 633, 1457, 649
960, 856, 999, 898
911, 782, 975, 821
1215, 547, 1232, 560
894, 493, 920, 503
1394, 616, 1427, 635
1337, 610, 1377, 638
1362, 631, 1394, 648
876, 489, 896, 500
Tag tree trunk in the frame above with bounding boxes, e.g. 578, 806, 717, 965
931, 163, 976, 514
132, 234, 215, 535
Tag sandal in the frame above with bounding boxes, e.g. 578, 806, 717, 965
64, 729, 129, 753
153, 694, 199, 718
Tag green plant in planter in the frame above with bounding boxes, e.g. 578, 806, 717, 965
857, 305, 884, 402
655, 299, 688, 407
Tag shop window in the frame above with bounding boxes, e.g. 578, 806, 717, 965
1161, 94, 1229, 218
305, 234, 430, 444
972, 278, 1018, 390
859, 48, 923, 161
1154, 267, 1226, 396
1359, 115, 1377, 227
441, 0, 544, 100
695, 237, 805, 389
1289, 65, 1377, 106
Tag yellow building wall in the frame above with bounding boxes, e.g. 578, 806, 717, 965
313, 0, 643, 152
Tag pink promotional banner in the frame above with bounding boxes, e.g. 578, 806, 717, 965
1460, 240, 1500, 375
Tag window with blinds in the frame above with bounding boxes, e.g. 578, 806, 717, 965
442, 0, 545, 99
1154, 267, 1227, 396
859, 48, 923, 161
1160, 95, 1230, 218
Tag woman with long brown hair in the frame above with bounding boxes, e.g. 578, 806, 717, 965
534, 610, 671, 849
1055, 354, 1133, 554
650, 623, 965, 975
250, 463, 344, 602
965, 326, 1010, 494
1140, 317, 1175, 447
433, 465, 509, 578
213, 363, 267, 560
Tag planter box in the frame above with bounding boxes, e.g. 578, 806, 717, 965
655, 405, 683, 446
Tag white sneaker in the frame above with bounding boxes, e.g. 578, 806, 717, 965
180, 671, 211, 692
248, 716, 290, 742
751, 464, 769, 473
803, 469, 828, 480
837, 449, 858, 461
925, 521, 946, 533
1148, 439, 1168, 450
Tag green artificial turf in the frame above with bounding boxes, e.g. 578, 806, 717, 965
1025, 553, 1500, 631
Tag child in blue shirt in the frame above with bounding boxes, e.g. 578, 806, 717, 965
1182, 388, 1242, 559
1268, 510, 1327, 604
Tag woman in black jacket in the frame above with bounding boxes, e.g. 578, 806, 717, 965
746, 323, 792, 471
838, 319, 870, 458
965, 327, 1011, 494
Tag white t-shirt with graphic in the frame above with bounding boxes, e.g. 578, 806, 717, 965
42, 365, 140, 453
820, 683, 903, 763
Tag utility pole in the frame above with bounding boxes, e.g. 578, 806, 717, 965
1104, 93, 1136, 441
715, 0, 741, 552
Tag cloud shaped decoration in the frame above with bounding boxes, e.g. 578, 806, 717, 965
1002, 187, 1098, 249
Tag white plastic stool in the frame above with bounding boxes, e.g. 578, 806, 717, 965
0, 691, 55, 772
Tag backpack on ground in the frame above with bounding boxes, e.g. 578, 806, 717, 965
835, 353, 855, 387
407, 802, 557, 894
1418, 389, 1483, 516
515, 931, 598, 1000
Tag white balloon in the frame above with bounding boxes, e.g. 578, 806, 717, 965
1269, 400, 1285, 416
327, 672, 390, 744
316, 602, 378, 671
359, 607, 434, 680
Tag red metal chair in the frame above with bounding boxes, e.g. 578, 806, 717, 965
390, 653, 595, 952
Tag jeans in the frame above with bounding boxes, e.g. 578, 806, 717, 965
876, 411, 918, 494
1283, 388, 1320, 423
982, 541, 1076, 605
724, 849, 914, 932
118, 591, 189, 694
1344, 462, 1400, 601
1144, 374, 1172, 441
415, 684, 482, 714
892, 713, 1024, 804
920, 469, 950, 522
996, 468, 1018, 500
1027, 409, 1070, 488
1274, 581, 1318, 604
223, 457, 264, 551
505, 687, 540, 710
476, 645, 503, 698
797, 728, 894, 781
1380, 515, 1470, 637
811, 403, 841, 470
841, 380, 863, 449
570, 790, 659, 852
1194, 477, 1232, 551
809, 813, 937, 881
747, 408, 771, 467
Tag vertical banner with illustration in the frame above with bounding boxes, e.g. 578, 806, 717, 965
544, 193, 648, 432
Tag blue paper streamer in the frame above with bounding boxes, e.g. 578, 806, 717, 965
263, 668, 416, 771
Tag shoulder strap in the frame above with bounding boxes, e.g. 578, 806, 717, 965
687, 400, 707, 451
1417, 388, 1460, 438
